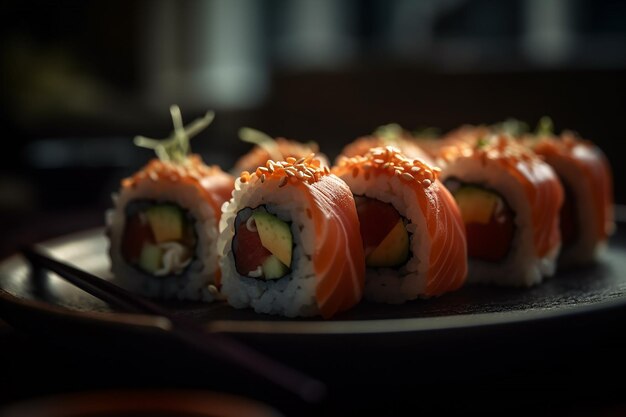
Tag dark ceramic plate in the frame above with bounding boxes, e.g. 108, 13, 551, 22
1, 217, 626, 392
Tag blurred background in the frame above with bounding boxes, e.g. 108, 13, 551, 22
1, 0, 625, 256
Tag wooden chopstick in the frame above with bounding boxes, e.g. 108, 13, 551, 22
21, 246, 326, 404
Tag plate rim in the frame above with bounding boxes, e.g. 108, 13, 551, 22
1, 221, 625, 337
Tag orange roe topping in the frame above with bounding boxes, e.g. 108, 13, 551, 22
237, 153, 328, 187
122, 154, 225, 189
233, 137, 328, 174
438, 134, 540, 169
525, 130, 594, 156
334, 146, 440, 188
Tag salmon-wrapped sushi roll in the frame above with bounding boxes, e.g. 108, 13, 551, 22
337, 123, 435, 166
521, 130, 614, 268
217, 155, 365, 318
107, 107, 234, 301
333, 146, 467, 304
232, 128, 329, 175
414, 124, 492, 163
437, 134, 564, 287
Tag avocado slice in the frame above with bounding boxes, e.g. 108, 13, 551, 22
262, 254, 290, 279
139, 243, 163, 273
252, 211, 293, 267
453, 186, 499, 224
146, 205, 185, 243
366, 219, 409, 267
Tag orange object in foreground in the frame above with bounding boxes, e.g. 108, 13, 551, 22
438, 135, 564, 287
522, 131, 615, 268
108, 155, 235, 299
333, 146, 467, 303
218, 155, 365, 318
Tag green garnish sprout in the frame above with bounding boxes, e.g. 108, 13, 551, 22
134, 105, 215, 164
493, 118, 529, 137
374, 123, 404, 144
238, 127, 284, 162
535, 116, 554, 136
476, 137, 488, 148
412, 126, 441, 138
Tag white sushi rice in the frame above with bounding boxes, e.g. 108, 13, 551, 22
336, 173, 431, 304
441, 157, 560, 287
106, 179, 220, 301
217, 178, 319, 317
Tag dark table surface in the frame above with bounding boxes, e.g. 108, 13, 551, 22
1, 317, 625, 417
1, 210, 626, 417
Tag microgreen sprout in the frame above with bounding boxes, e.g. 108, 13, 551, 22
374, 123, 404, 144
238, 127, 284, 162
535, 116, 554, 136
134, 105, 215, 164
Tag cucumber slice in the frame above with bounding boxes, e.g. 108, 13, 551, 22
262, 254, 290, 280
139, 243, 163, 273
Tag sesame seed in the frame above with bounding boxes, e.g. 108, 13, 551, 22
278, 176, 288, 187
401, 172, 414, 181
286, 156, 297, 164
260, 174, 266, 183
374, 158, 385, 165
422, 179, 432, 187
296, 157, 306, 165
286, 168, 296, 177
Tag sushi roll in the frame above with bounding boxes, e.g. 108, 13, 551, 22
337, 123, 435, 166
332, 146, 467, 304
413, 124, 492, 163
232, 127, 329, 175
521, 128, 615, 268
107, 106, 234, 301
217, 154, 365, 318
437, 134, 564, 287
